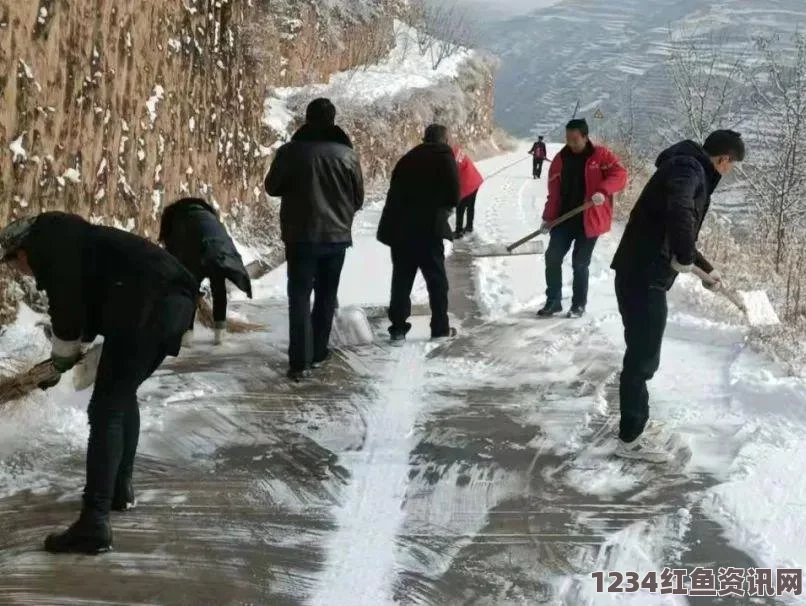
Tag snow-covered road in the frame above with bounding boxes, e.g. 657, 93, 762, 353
1, 144, 806, 604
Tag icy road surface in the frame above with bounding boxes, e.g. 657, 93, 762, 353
1, 145, 804, 604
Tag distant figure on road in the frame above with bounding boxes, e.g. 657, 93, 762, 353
537, 118, 627, 319
610, 130, 745, 463
377, 124, 460, 342
452, 145, 484, 239
265, 98, 365, 382
158, 197, 252, 346
529, 136, 548, 179
0, 212, 197, 555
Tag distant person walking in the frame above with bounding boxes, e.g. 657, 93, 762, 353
452, 145, 484, 239
610, 130, 745, 463
537, 119, 627, 318
529, 136, 548, 179
265, 98, 365, 382
377, 124, 460, 342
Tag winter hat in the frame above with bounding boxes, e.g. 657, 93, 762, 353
306, 98, 336, 126
566, 119, 589, 137
0, 215, 36, 261
423, 124, 449, 144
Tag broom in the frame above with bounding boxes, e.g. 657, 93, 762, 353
0, 358, 65, 408
195, 296, 264, 333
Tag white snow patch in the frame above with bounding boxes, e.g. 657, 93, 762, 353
262, 96, 295, 135
62, 168, 81, 183
18, 59, 34, 80
137, 149, 146, 162
146, 85, 165, 124
151, 189, 163, 219
94, 187, 105, 202
37, 7, 47, 23
189, 117, 195, 133
96, 157, 108, 177
8, 134, 27, 163
113, 217, 135, 232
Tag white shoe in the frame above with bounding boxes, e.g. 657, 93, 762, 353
614, 433, 672, 464
181, 330, 194, 348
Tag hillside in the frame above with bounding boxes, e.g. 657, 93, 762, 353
480, 0, 806, 143
0, 0, 496, 322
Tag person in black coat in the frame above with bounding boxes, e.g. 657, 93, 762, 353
0, 212, 198, 554
158, 197, 252, 345
610, 130, 745, 462
377, 124, 461, 341
529, 136, 548, 179
265, 98, 364, 381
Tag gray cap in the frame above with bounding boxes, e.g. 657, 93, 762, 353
0, 216, 36, 261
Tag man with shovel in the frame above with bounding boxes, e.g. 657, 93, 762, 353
610, 130, 745, 463
537, 119, 627, 318
265, 98, 365, 382
0, 212, 197, 554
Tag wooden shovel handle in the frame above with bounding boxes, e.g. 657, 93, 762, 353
507, 201, 594, 252
690, 265, 747, 312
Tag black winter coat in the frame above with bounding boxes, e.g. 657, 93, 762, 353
265, 124, 364, 244
377, 142, 460, 246
22, 212, 198, 355
611, 140, 719, 290
158, 198, 252, 298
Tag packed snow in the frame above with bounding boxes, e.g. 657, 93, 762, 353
263, 21, 473, 136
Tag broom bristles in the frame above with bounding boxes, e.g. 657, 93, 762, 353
196, 297, 264, 333
0, 359, 60, 408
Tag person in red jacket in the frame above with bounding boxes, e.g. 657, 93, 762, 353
452, 145, 484, 238
538, 119, 628, 318
529, 136, 548, 179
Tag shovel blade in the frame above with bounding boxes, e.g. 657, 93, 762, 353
472, 240, 545, 258
330, 306, 374, 347
737, 290, 780, 327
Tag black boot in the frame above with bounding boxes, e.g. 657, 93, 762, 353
111, 477, 136, 512
287, 368, 311, 382
567, 305, 586, 319
44, 515, 112, 555
537, 300, 563, 317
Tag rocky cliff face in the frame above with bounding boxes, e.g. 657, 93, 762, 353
0, 0, 495, 324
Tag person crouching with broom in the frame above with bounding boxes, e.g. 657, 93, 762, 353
158, 197, 253, 346
0, 212, 197, 554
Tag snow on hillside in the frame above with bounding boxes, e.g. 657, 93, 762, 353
263, 21, 474, 136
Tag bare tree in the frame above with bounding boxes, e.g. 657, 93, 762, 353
667, 28, 748, 141
742, 33, 806, 271
407, 0, 477, 70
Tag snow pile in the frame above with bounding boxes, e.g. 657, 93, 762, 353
146, 85, 165, 124
9, 134, 27, 163
263, 21, 474, 135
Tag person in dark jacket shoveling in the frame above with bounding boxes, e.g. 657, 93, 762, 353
265, 98, 365, 381
0, 212, 197, 554
377, 124, 461, 342
158, 197, 252, 346
610, 130, 745, 463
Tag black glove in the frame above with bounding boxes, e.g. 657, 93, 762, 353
38, 373, 62, 391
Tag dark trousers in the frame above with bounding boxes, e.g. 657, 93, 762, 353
455, 190, 477, 234
83, 306, 186, 522
533, 157, 544, 178
389, 241, 450, 337
544, 222, 597, 308
615, 274, 668, 443
188, 269, 228, 327
286, 243, 347, 371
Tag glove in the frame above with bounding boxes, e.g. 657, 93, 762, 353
38, 373, 62, 391
670, 257, 693, 273
50, 338, 81, 373
702, 269, 722, 291
591, 192, 607, 206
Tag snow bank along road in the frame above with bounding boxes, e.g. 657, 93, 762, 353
1, 145, 806, 604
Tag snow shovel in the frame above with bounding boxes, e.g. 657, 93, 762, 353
330, 299, 374, 347
692, 265, 780, 327
472, 201, 593, 258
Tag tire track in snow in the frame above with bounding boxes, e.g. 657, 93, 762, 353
310, 343, 430, 606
